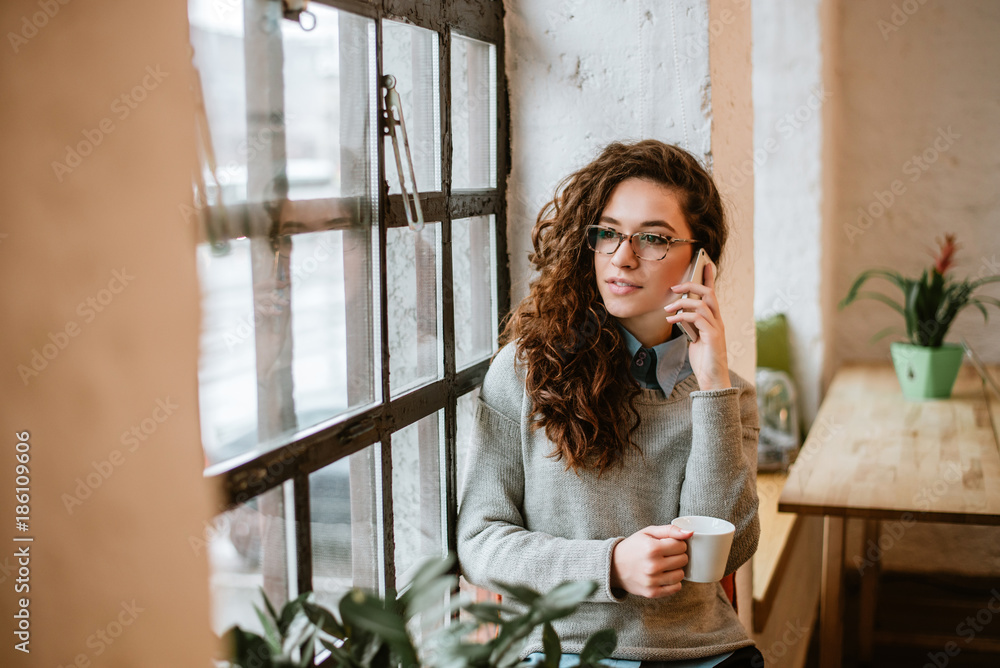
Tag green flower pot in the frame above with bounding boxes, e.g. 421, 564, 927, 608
889, 342, 965, 400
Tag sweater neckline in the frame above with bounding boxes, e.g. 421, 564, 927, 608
633, 373, 700, 404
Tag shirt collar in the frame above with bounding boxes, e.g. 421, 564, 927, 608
615, 321, 693, 396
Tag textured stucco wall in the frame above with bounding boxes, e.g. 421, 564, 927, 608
504, 0, 711, 299
752, 0, 825, 429
503, 0, 757, 383
828, 0, 1000, 577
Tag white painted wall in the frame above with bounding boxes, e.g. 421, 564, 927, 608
751, 0, 825, 429
504, 0, 757, 383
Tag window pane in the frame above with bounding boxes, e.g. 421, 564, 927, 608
197, 239, 259, 465
382, 20, 441, 194
453, 215, 498, 369
189, 0, 250, 206
311, 445, 380, 609
207, 485, 290, 636
456, 387, 482, 500
388, 223, 443, 396
291, 229, 377, 434
282, 5, 375, 201
392, 410, 446, 590
451, 35, 497, 190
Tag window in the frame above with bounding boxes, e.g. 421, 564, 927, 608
188, 0, 508, 635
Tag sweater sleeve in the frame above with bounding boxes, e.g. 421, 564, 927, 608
456, 344, 627, 604
679, 372, 761, 575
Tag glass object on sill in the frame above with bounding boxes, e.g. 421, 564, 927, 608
455, 387, 482, 501
453, 216, 497, 370
755, 368, 801, 472
382, 20, 441, 194
207, 485, 290, 637
281, 5, 376, 202
290, 229, 378, 437
451, 34, 497, 190
311, 445, 380, 610
388, 222, 443, 397
196, 238, 259, 466
392, 410, 446, 593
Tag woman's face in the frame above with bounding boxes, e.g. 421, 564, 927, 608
593, 177, 696, 347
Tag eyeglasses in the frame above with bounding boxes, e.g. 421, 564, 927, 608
585, 225, 698, 261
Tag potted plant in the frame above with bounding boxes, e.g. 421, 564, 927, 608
217, 553, 617, 668
839, 234, 1000, 399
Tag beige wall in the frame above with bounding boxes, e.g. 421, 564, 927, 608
825, 0, 1000, 577
0, 1, 217, 666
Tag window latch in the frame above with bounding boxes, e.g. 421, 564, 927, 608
381, 74, 425, 231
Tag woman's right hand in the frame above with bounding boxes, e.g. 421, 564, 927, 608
610, 525, 693, 598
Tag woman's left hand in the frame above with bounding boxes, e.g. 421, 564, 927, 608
663, 260, 731, 391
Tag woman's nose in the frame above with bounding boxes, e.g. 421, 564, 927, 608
611, 237, 638, 267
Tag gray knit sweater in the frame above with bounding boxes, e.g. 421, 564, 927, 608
456, 341, 761, 661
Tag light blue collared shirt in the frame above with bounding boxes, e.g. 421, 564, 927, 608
616, 322, 693, 397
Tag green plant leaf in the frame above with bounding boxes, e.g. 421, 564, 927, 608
302, 600, 346, 639
869, 325, 904, 344
536, 580, 597, 616
579, 629, 618, 667
260, 586, 281, 626
223, 626, 273, 668
255, 604, 283, 653
278, 592, 313, 635
850, 290, 905, 315
968, 274, 1000, 290
495, 583, 541, 605
541, 623, 561, 668
839, 269, 909, 309
339, 590, 418, 668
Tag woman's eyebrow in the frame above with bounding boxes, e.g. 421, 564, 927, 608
599, 215, 677, 234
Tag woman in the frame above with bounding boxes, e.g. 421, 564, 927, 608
457, 140, 762, 667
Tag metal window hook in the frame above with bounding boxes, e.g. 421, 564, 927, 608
282, 0, 316, 31
381, 74, 425, 232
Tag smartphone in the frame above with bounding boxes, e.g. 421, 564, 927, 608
676, 248, 709, 343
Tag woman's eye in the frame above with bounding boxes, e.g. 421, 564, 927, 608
640, 234, 668, 245
597, 229, 617, 240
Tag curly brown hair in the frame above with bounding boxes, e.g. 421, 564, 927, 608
497, 140, 729, 475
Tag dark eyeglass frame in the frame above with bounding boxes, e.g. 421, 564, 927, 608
584, 224, 699, 261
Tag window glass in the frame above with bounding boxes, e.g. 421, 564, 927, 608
382, 20, 441, 194
388, 222, 443, 396
207, 485, 290, 636
311, 445, 380, 609
196, 239, 258, 465
392, 409, 446, 590
453, 215, 498, 370
451, 34, 497, 190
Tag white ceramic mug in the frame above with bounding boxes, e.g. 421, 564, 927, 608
670, 515, 735, 583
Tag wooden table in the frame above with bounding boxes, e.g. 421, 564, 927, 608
777, 363, 1000, 668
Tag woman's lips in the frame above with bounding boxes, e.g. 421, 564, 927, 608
606, 279, 640, 295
